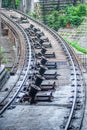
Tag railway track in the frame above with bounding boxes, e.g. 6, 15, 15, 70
0, 11, 32, 114
0, 9, 86, 130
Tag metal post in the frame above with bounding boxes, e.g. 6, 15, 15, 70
0, 0, 2, 67
42, 0, 46, 24
56, 0, 60, 10
31, 0, 34, 12
23, 0, 27, 13
0, 0, 2, 36
73, 0, 77, 5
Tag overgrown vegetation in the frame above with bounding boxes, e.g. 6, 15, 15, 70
2, 0, 20, 8
15, 0, 20, 7
28, 12, 36, 19
46, 4, 87, 30
64, 37, 87, 54
30, 4, 87, 30
7, 67, 12, 71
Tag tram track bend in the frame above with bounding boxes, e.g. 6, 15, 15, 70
0, 9, 86, 130
0, 11, 32, 115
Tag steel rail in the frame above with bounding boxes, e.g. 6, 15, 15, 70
14, 9, 79, 129
0, 13, 32, 115
14, 9, 86, 129
65, 42, 86, 129
1, 9, 86, 130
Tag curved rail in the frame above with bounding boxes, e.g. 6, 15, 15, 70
0, 9, 86, 130
0, 13, 32, 115
14, 9, 86, 129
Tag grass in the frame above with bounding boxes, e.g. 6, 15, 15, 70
6, 67, 12, 71
64, 37, 87, 54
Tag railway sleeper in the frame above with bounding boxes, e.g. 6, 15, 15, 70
46, 62, 57, 69
30, 24, 34, 29
10, 15, 18, 19
29, 32, 36, 37
60, 124, 66, 129
68, 125, 77, 130
67, 104, 72, 108
39, 39, 52, 48
35, 53, 42, 59
41, 84, 56, 91
33, 42, 42, 47
26, 28, 34, 32
27, 31, 33, 36
46, 62, 57, 66
44, 72, 58, 79
43, 43, 52, 48
74, 105, 82, 110
27, 29, 35, 34
44, 52, 55, 58
20, 16, 27, 20
35, 52, 55, 59
37, 32, 44, 38
71, 115, 79, 119
41, 37, 49, 42
21, 19, 29, 23
32, 36, 38, 42
19, 94, 30, 103
64, 115, 69, 119
33, 28, 40, 32
35, 91, 53, 102
34, 44, 42, 49
46, 65, 57, 69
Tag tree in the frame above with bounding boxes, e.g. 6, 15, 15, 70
2, 0, 20, 8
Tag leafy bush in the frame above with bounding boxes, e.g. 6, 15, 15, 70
16, 0, 20, 7
65, 6, 78, 16
2, 0, 20, 8
46, 11, 59, 29
70, 15, 83, 26
58, 15, 67, 27
77, 4, 87, 16
28, 12, 36, 19
29, 3, 87, 30
45, 4, 87, 30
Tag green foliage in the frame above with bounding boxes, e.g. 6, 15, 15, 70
45, 4, 87, 30
27, 3, 86, 30
65, 5, 78, 16
70, 15, 83, 26
7, 67, 12, 71
27, 12, 36, 19
58, 15, 67, 27
46, 11, 60, 30
2, 0, 20, 8
77, 4, 87, 16
15, 0, 20, 7
64, 37, 87, 54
